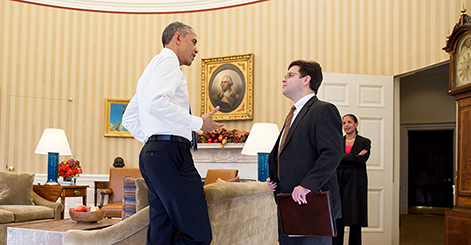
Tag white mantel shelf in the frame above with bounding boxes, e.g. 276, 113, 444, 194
192, 143, 254, 163
192, 142, 257, 180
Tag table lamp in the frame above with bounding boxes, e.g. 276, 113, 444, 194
241, 123, 280, 181
35, 128, 72, 185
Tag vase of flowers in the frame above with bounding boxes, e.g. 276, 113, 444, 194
58, 159, 82, 186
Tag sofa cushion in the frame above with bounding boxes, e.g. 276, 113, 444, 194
0, 172, 34, 205
122, 176, 137, 219
0, 205, 54, 222
135, 178, 149, 212
0, 209, 14, 224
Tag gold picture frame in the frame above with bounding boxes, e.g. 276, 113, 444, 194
201, 53, 254, 121
104, 98, 133, 137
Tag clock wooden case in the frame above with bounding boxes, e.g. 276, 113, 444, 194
445, 9, 471, 97
443, 8, 471, 245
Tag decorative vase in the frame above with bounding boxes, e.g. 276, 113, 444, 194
60, 180, 72, 186
60, 177, 73, 186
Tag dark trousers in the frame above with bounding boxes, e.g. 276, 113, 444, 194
139, 140, 212, 245
332, 219, 362, 245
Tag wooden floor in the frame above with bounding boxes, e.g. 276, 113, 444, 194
400, 214, 445, 245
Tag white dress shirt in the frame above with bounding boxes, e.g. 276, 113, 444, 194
291, 93, 315, 124
123, 48, 202, 143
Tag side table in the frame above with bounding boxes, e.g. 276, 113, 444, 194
33, 185, 89, 219
94, 181, 109, 206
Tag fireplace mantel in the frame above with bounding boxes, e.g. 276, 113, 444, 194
192, 143, 258, 180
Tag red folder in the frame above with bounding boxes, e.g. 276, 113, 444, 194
277, 192, 337, 237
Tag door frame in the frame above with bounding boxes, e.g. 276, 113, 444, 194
399, 122, 456, 214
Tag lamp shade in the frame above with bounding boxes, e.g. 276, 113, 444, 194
35, 128, 72, 155
241, 123, 280, 156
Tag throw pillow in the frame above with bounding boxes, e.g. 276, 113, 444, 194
0, 172, 35, 205
135, 178, 149, 212
122, 176, 137, 220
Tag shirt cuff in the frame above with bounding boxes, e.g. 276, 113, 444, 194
189, 116, 203, 131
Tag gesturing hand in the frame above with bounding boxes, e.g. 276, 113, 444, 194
201, 106, 224, 131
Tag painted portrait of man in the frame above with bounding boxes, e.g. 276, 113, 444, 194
209, 64, 245, 113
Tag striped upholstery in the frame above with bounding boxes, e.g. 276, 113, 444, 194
122, 176, 137, 219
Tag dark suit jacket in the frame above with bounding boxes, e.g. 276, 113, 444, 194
268, 95, 344, 219
337, 134, 371, 226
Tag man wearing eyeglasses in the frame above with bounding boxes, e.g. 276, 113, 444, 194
267, 60, 343, 245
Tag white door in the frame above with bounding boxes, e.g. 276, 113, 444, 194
318, 73, 395, 244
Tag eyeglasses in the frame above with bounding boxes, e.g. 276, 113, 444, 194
283, 72, 302, 79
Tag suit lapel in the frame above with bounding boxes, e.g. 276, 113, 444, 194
350, 136, 363, 154
279, 96, 318, 155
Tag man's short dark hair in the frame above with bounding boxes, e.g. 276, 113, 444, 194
161, 21, 194, 47
288, 60, 323, 94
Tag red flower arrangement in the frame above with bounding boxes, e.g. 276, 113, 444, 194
58, 159, 82, 181
197, 128, 249, 148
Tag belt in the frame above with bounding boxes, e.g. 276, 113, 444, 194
148, 135, 192, 148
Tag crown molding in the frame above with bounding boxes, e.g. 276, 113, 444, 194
15, 0, 268, 13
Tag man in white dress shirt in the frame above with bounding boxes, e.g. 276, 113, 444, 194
123, 21, 223, 245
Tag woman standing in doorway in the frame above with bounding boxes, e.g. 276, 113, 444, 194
332, 114, 371, 245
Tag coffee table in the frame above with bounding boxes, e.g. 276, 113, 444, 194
6, 218, 120, 245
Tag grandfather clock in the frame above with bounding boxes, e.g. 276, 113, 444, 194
443, 7, 471, 245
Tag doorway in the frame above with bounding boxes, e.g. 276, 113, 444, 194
397, 61, 455, 244
408, 130, 454, 212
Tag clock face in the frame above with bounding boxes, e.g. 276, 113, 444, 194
454, 33, 471, 88
457, 49, 471, 86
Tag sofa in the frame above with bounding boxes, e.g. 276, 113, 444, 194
0, 172, 63, 245
63, 180, 278, 245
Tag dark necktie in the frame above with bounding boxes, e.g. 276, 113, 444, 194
278, 105, 296, 179
189, 107, 197, 151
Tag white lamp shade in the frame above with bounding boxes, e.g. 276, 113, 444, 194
35, 128, 72, 155
241, 123, 280, 156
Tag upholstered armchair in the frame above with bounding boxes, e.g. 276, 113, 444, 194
0, 172, 63, 245
99, 168, 141, 218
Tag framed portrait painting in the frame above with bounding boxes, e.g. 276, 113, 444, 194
104, 98, 132, 137
201, 53, 254, 121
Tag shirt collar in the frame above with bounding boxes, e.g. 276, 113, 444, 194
162, 48, 178, 60
294, 93, 315, 111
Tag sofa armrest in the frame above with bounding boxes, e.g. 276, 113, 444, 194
204, 181, 278, 245
63, 206, 149, 245
32, 192, 63, 220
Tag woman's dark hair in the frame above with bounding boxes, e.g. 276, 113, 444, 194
343, 114, 359, 134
